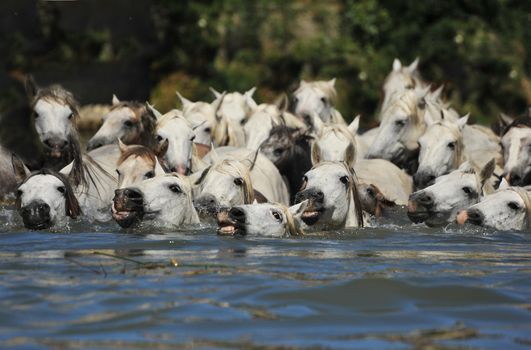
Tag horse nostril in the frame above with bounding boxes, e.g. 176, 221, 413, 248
123, 188, 142, 199
229, 207, 246, 221
466, 209, 484, 225
419, 193, 433, 207
315, 191, 324, 201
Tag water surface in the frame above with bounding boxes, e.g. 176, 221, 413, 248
0, 206, 530, 349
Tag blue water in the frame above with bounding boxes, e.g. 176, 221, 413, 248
0, 206, 530, 349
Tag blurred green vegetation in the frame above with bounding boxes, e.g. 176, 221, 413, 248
1, 0, 529, 124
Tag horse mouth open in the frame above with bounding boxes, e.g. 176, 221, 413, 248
112, 198, 144, 228
216, 211, 246, 236
301, 204, 324, 226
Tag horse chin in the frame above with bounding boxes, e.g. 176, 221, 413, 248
112, 203, 144, 228
23, 218, 53, 230
407, 210, 430, 224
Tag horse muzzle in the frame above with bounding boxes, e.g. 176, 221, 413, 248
20, 201, 52, 230
193, 194, 221, 217
456, 209, 483, 226
43, 137, 69, 158
295, 188, 325, 226
112, 188, 144, 228
216, 207, 247, 236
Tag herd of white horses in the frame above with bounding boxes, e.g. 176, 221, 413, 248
1, 57, 530, 236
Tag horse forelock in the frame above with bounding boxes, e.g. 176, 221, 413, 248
275, 203, 304, 236
32, 85, 79, 117
295, 81, 337, 102
157, 111, 188, 129
117, 145, 157, 167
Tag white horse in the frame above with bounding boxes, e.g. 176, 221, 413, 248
414, 115, 469, 188
380, 58, 426, 117
293, 79, 346, 126
13, 160, 81, 230
415, 112, 502, 189
216, 201, 308, 237
86, 95, 156, 151
154, 108, 206, 175
408, 160, 495, 226
193, 158, 263, 216
294, 161, 365, 229
112, 173, 199, 228
310, 115, 366, 163
456, 181, 531, 231
244, 100, 306, 151
500, 117, 531, 186
177, 91, 224, 146
115, 142, 166, 188
366, 89, 429, 173
209, 87, 258, 147
201, 146, 290, 206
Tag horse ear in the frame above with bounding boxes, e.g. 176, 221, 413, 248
209, 144, 220, 163
348, 115, 360, 135
25, 75, 38, 100
176, 91, 192, 109
458, 161, 474, 172
480, 158, 496, 186
417, 84, 431, 98
498, 177, 510, 190
457, 114, 469, 131
211, 91, 226, 120
112, 94, 120, 106
407, 57, 420, 72
392, 58, 402, 71
145, 102, 162, 120
498, 113, 513, 127
275, 94, 289, 114
328, 78, 336, 88
154, 157, 166, 175
344, 143, 356, 168
241, 149, 260, 171
12, 153, 30, 184
311, 142, 321, 165
245, 86, 256, 98
244, 88, 258, 111
209, 87, 222, 99
432, 85, 444, 100
117, 138, 128, 154
289, 199, 308, 218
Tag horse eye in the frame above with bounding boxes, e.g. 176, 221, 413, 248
34, 113, 39, 119
320, 97, 327, 104
16, 189, 23, 197
395, 120, 406, 127
462, 186, 472, 194
340, 176, 349, 184
169, 184, 181, 193
116, 169, 121, 176
293, 97, 299, 103
124, 120, 134, 127
190, 135, 196, 142
145, 171, 154, 179
447, 142, 456, 149
57, 186, 66, 194
271, 210, 283, 222
405, 84, 414, 89
156, 135, 163, 142
366, 187, 375, 196
234, 177, 244, 186
508, 202, 520, 210
67, 113, 74, 120
274, 148, 284, 156
204, 127, 211, 133
240, 119, 246, 125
